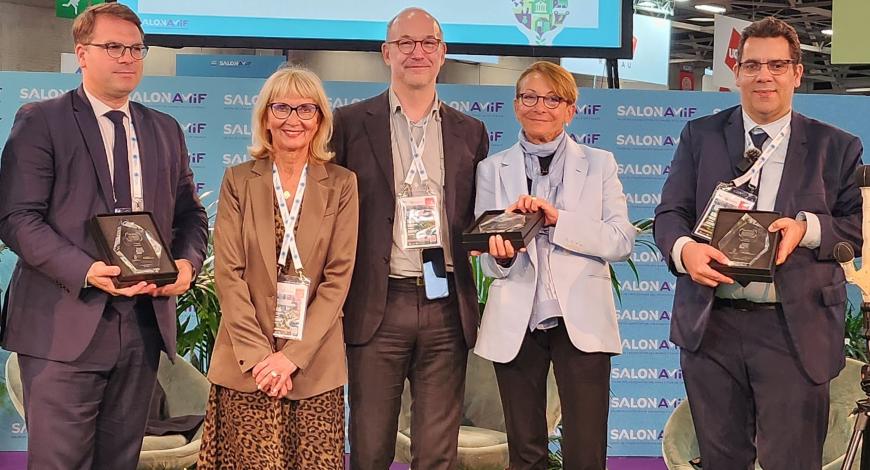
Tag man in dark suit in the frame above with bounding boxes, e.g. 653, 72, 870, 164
654, 17, 862, 470
0, 4, 207, 469
331, 7, 489, 470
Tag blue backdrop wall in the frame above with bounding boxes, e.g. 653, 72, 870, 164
1, 71, 869, 456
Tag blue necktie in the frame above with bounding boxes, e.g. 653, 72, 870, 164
750, 127, 769, 150
105, 111, 132, 210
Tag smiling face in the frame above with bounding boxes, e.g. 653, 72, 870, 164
76, 14, 144, 105
382, 9, 445, 91
266, 95, 321, 155
734, 36, 803, 124
514, 72, 576, 144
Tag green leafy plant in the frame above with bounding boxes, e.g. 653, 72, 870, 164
175, 193, 220, 374
845, 300, 869, 363
547, 425, 564, 469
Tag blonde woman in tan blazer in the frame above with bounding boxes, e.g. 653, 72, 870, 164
197, 66, 358, 469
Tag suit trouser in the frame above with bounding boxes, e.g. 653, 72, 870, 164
347, 277, 468, 470
19, 303, 163, 470
681, 303, 829, 470
493, 321, 611, 470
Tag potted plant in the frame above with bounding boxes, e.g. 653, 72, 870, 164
175, 194, 220, 375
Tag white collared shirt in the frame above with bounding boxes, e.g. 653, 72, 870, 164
83, 87, 144, 211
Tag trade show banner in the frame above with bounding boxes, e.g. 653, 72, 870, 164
2, 72, 870, 456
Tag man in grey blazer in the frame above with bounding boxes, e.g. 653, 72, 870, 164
0, 4, 207, 469
331, 7, 489, 470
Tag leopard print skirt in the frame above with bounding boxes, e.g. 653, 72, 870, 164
197, 385, 345, 469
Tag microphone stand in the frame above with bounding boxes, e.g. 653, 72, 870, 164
837, 165, 870, 470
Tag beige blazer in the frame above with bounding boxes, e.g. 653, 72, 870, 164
207, 157, 358, 400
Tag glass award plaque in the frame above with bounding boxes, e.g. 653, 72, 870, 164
461, 209, 545, 252
90, 212, 179, 288
709, 209, 781, 284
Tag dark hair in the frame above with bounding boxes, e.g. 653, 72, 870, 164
737, 17, 802, 64
72, 3, 144, 45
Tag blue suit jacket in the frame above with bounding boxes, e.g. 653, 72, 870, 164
0, 86, 208, 361
654, 105, 863, 384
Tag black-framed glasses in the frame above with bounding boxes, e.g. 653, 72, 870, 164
386, 37, 442, 54
739, 59, 795, 76
268, 102, 320, 120
84, 42, 149, 60
516, 93, 568, 109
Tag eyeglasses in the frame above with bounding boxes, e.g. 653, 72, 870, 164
738, 59, 795, 76
385, 37, 442, 54
516, 93, 569, 109
84, 42, 149, 60
268, 102, 320, 120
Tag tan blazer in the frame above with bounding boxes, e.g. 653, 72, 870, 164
207, 157, 358, 400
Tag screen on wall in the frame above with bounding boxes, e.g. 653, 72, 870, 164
117, 0, 632, 58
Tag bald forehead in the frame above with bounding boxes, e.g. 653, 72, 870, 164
386, 8, 443, 40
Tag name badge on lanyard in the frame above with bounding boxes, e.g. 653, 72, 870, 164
397, 113, 442, 250
693, 123, 789, 241
273, 162, 310, 341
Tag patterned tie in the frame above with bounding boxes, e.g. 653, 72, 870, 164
105, 110, 132, 210
750, 127, 770, 151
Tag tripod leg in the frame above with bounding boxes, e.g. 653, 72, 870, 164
844, 412, 868, 470
862, 412, 870, 470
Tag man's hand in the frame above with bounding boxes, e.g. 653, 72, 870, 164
253, 352, 299, 399
769, 217, 807, 265
86, 261, 156, 296
681, 242, 734, 288
152, 259, 195, 297
508, 195, 559, 226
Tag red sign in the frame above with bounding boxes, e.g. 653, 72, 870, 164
679, 70, 695, 91
725, 28, 741, 71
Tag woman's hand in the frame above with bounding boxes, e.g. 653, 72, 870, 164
252, 352, 299, 399
508, 195, 559, 226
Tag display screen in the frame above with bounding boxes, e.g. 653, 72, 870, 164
118, 0, 632, 58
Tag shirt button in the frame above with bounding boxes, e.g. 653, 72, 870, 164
387, 217, 393, 224
383, 257, 389, 264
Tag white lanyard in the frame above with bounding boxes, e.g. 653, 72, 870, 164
272, 162, 308, 273
128, 122, 144, 211
731, 123, 790, 188
402, 113, 432, 187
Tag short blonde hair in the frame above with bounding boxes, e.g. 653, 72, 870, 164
515, 61, 578, 105
249, 66, 334, 163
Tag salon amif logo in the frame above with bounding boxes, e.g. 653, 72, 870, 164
511, 0, 570, 45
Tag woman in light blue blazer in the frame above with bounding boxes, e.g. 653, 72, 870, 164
472, 61, 635, 470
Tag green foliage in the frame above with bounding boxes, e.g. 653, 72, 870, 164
547, 426, 564, 469
845, 300, 869, 363
175, 193, 220, 374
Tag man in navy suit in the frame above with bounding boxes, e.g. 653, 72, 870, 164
0, 4, 207, 469
655, 17, 863, 470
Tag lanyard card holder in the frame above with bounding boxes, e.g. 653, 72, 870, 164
693, 182, 757, 241
398, 188, 442, 250
275, 272, 310, 340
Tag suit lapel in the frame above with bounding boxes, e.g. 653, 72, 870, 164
774, 112, 808, 214
724, 106, 746, 178
249, 158, 278, 283
72, 87, 114, 211
561, 138, 589, 209
440, 106, 466, 227
363, 92, 395, 197
296, 163, 328, 271
499, 144, 528, 203
129, 103, 158, 211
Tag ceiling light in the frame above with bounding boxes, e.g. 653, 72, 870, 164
846, 88, 870, 93
637, 0, 656, 5
821, 29, 833, 36
695, 4, 726, 14
686, 17, 716, 22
